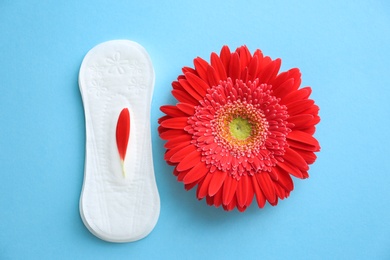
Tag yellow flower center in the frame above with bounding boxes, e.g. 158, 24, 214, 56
229, 117, 252, 140
213, 101, 269, 155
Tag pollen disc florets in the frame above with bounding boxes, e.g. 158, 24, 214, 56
188, 78, 290, 179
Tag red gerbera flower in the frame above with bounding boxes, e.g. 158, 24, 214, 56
158, 46, 320, 212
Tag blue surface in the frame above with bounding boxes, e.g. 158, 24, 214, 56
1, 0, 390, 259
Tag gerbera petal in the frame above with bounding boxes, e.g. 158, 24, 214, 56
178, 78, 204, 100
288, 114, 314, 129
245, 178, 255, 207
251, 175, 266, 208
257, 56, 272, 77
197, 173, 213, 199
172, 89, 198, 105
160, 117, 188, 129
206, 194, 214, 206
273, 78, 295, 98
211, 52, 227, 80
176, 102, 196, 115
185, 72, 209, 96
223, 196, 237, 211
182, 162, 209, 184
208, 169, 227, 196
236, 45, 252, 68
287, 139, 319, 151
177, 149, 202, 171
256, 172, 277, 204
222, 175, 238, 205
160, 105, 188, 117
159, 129, 188, 140
229, 52, 241, 82
295, 149, 317, 164
247, 55, 259, 81
284, 147, 309, 171
170, 144, 197, 163
281, 87, 312, 105
164, 134, 192, 149
220, 45, 231, 74
236, 174, 249, 207
287, 130, 320, 149
274, 183, 288, 199
258, 58, 281, 84
207, 65, 220, 88
213, 187, 223, 207
286, 99, 315, 116
194, 57, 210, 82
177, 169, 188, 182
164, 142, 189, 162
185, 181, 198, 191
277, 160, 304, 179
182, 66, 197, 75
274, 166, 294, 191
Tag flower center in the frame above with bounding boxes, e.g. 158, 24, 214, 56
214, 101, 269, 155
229, 117, 252, 140
187, 78, 290, 178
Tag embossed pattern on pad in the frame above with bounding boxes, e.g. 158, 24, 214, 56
78, 40, 160, 242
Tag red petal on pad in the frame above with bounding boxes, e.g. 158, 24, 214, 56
116, 108, 130, 162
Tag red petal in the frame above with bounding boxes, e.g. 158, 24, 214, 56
287, 139, 318, 151
213, 188, 223, 207
194, 57, 209, 82
220, 45, 231, 75
286, 99, 315, 116
222, 175, 238, 205
160, 105, 188, 117
251, 175, 266, 208
178, 79, 203, 100
197, 173, 213, 199
295, 149, 317, 164
281, 87, 312, 105
259, 58, 281, 84
236, 174, 249, 207
170, 144, 197, 163
159, 129, 187, 140
287, 130, 320, 149
185, 72, 209, 96
245, 178, 255, 207
182, 66, 197, 75
183, 162, 209, 184
210, 52, 227, 80
274, 166, 294, 191
160, 117, 188, 129
288, 114, 315, 129
247, 55, 259, 81
277, 160, 304, 179
176, 149, 202, 171
223, 196, 237, 211
116, 108, 130, 161
273, 78, 295, 98
284, 147, 309, 171
176, 103, 195, 115
256, 173, 277, 204
208, 170, 227, 196
172, 89, 198, 105
207, 65, 219, 87
229, 52, 241, 82
164, 142, 188, 162
164, 134, 192, 149
236, 45, 252, 68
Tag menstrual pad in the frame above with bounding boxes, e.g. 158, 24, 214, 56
78, 40, 160, 242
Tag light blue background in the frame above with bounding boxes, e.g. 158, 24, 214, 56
1, 0, 389, 259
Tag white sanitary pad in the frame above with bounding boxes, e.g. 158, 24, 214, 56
78, 40, 160, 242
